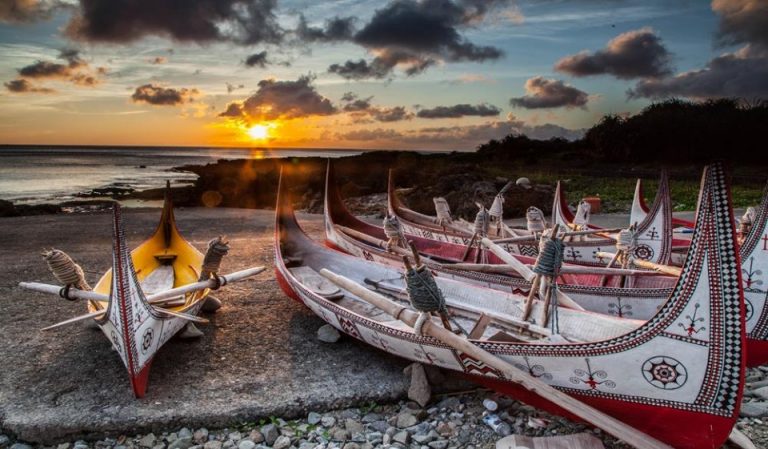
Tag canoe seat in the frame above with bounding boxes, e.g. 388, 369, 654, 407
154, 250, 178, 264
141, 265, 175, 296
289, 266, 344, 300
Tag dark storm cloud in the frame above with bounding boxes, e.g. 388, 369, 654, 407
417, 103, 500, 118
4, 78, 55, 93
554, 28, 672, 79
65, 0, 283, 45
131, 84, 199, 106
713, 0, 768, 51
220, 75, 336, 121
339, 92, 413, 121
296, 15, 356, 42
628, 45, 768, 100
326, 0, 511, 78
226, 82, 245, 93
510, 77, 589, 109
244, 51, 269, 68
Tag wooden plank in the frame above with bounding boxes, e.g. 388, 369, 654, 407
468, 313, 492, 339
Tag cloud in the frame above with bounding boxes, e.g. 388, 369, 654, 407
554, 28, 672, 79
219, 75, 336, 121
327, 0, 511, 78
0, 0, 60, 23
65, 0, 283, 45
131, 84, 199, 106
713, 0, 768, 51
339, 128, 404, 141
244, 51, 268, 68
417, 103, 500, 118
296, 15, 356, 42
339, 92, 413, 122
328, 58, 393, 80
628, 45, 768, 99
371, 106, 412, 122
4, 78, 55, 93
226, 82, 245, 93
7, 48, 105, 92
510, 77, 589, 109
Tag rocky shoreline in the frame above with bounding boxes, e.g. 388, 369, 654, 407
3, 366, 768, 449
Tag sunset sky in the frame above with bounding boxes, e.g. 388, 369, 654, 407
1, 0, 766, 150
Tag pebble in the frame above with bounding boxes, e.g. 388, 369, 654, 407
341, 443, 359, 449
396, 413, 418, 428
193, 429, 209, 444
361, 413, 381, 424
74, 442, 89, 449
392, 431, 409, 445
427, 441, 448, 449
321, 416, 336, 428
248, 431, 264, 444
368, 421, 388, 433
203, 442, 222, 449
237, 440, 255, 449
10, 444, 32, 449
272, 436, 291, 449
139, 434, 157, 448
307, 412, 322, 425
740, 401, 768, 418
260, 425, 278, 446
317, 324, 341, 343
344, 419, 363, 435
332, 429, 349, 442
179, 429, 194, 440
226, 432, 241, 443
168, 438, 192, 449
58, 444, 70, 449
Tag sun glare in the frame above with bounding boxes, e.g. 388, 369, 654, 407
247, 124, 269, 140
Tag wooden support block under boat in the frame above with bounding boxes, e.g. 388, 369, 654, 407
320, 268, 674, 449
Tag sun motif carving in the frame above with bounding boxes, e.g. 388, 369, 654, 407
642, 356, 688, 390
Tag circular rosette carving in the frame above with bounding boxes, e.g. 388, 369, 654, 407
632, 244, 654, 261
141, 328, 154, 354
642, 356, 688, 390
745, 298, 754, 321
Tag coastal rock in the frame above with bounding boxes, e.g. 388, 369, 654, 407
193, 429, 209, 444
317, 324, 341, 343
248, 431, 263, 444
392, 431, 409, 445
168, 438, 192, 449
203, 441, 222, 449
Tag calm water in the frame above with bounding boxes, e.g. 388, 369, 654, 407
0, 147, 359, 205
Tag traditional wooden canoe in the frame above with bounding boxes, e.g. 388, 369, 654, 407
632, 176, 695, 229
387, 170, 676, 267
551, 174, 681, 265
276, 162, 745, 449
19, 188, 264, 397
325, 162, 768, 366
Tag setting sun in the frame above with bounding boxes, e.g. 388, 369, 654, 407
247, 124, 269, 140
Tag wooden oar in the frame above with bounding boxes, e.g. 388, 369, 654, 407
41, 310, 106, 331
319, 269, 674, 449
441, 262, 670, 277
492, 227, 623, 244
481, 237, 584, 312
19, 266, 265, 304
155, 308, 209, 323
595, 252, 682, 277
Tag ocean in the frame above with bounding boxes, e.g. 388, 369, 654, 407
0, 146, 359, 206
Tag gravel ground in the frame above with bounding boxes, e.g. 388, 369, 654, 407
0, 208, 763, 449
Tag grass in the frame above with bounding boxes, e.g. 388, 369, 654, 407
482, 165, 764, 213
